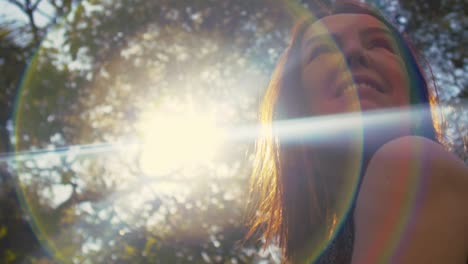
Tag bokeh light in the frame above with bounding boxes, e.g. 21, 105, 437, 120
5, 0, 465, 263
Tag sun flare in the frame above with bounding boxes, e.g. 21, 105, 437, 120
136, 110, 224, 175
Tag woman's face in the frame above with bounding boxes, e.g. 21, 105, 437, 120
300, 14, 410, 115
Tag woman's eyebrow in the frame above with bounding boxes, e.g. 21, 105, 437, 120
304, 33, 340, 49
361, 27, 392, 38
304, 26, 392, 50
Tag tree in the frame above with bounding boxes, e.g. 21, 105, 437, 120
398, 0, 467, 160
0, 23, 43, 263
1, 0, 466, 263
9, 0, 296, 262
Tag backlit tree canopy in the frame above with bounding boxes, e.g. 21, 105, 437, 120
0, 0, 466, 263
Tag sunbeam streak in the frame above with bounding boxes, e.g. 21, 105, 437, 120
4, 104, 461, 164
2, 141, 139, 162
229, 104, 442, 143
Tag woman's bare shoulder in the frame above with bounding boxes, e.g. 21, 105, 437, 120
352, 135, 468, 263
368, 135, 468, 193
372, 135, 456, 162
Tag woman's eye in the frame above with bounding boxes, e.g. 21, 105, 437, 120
369, 38, 395, 52
309, 45, 335, 61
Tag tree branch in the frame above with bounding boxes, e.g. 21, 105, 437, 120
6, 0, 25, 11
31, 0, 42, 11
35, 7, 55, 21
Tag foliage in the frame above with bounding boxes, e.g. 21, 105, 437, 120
0, 0, 466, 263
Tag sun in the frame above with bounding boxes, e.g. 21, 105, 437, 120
135, 109, 224, 175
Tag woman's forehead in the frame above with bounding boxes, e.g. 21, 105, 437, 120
302, 14, 391, 45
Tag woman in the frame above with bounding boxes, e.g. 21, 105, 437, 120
246, 1, 468, 263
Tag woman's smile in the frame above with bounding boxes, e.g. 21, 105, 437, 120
337, 78, 387, 110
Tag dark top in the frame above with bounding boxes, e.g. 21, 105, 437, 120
314, 212, 355, 264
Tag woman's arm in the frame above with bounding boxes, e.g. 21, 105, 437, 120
351, 136, 468, 264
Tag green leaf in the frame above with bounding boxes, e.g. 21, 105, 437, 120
0, 225, 7, 239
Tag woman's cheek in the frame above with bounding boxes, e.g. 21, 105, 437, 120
302, 53, 352, 115
373, 53, 411, 107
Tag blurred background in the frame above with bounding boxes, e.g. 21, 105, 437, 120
0, 0, 466, 263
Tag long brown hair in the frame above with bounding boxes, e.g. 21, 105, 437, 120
246, 1, 443, 262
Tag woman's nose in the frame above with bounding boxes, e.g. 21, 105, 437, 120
344, 41, 369, 69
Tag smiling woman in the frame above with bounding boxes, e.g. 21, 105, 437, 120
246, 1, 468, 263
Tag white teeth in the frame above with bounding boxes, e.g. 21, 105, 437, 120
358, 82, 373, 89
341, 82, 378, 95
